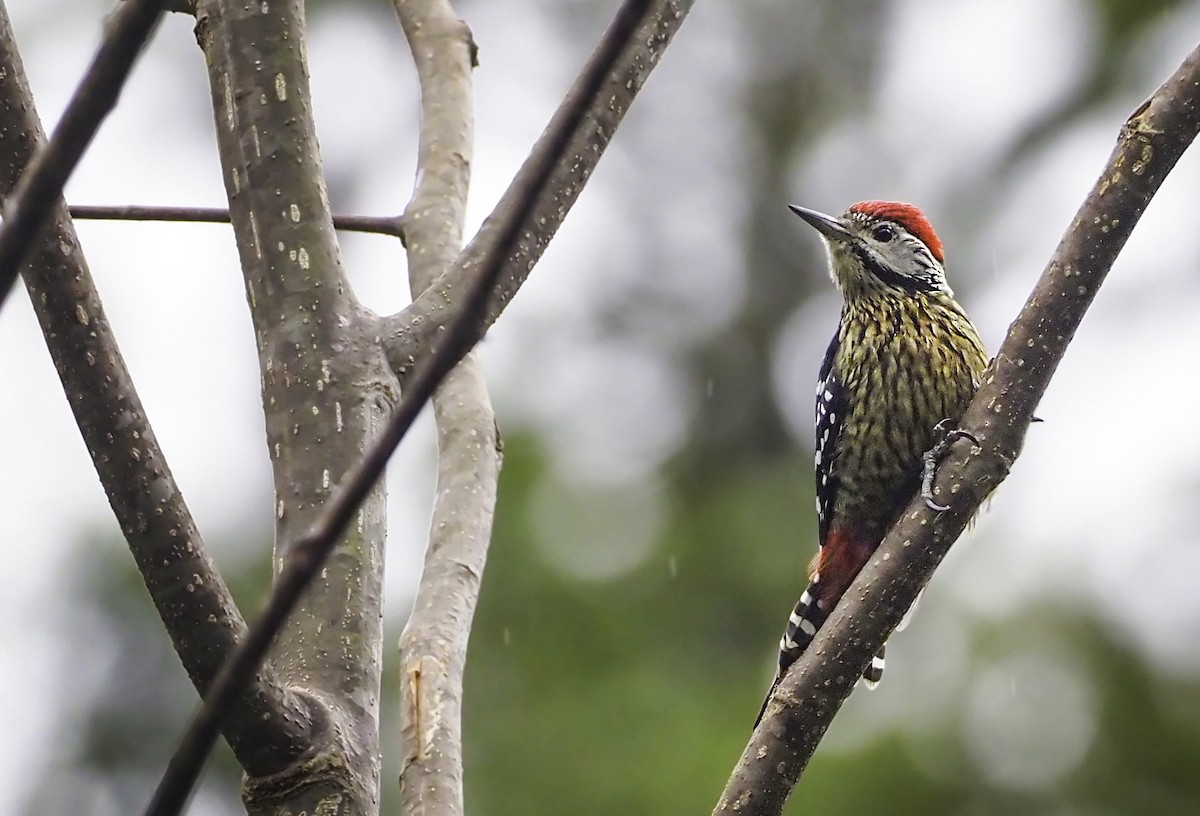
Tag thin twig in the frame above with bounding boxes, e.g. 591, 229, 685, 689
67, 204, 405, 238
714, 42, 1200, 816
143, 2, 656, 814
0, 0, 169, 313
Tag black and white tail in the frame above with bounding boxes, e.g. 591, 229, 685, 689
754, 580, 890, 726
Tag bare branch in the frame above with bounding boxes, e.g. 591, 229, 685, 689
144, 1, 659, 813
715, 42, 1200, 816
187, 0, 391, 811
0, 0, 169, 312
68, 204, 405, 238
391, 3, 497, 816
0, 0, 313, 776
381, 0, 695, 377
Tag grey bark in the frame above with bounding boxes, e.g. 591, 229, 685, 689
194, 0, 393, 812
150, 0, 687, 810
391, 4, 499, 816
0, 0, 314, 778
715, 41, 1200, 816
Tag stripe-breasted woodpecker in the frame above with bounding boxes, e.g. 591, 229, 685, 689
758, 201, 988, 722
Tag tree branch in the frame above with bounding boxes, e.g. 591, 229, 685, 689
380, 0, 694, 377
68, 204, 405, 238
0, 0, 313, 777
391, 4, 497, 816
144, 1, 660, 814
191, 0, 391, 811
0, 0, 169, 313
714, 42, 1200, 816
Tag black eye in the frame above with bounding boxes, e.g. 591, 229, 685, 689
871, 225, 896, 243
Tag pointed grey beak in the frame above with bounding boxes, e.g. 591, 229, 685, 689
788, 204, 853, 243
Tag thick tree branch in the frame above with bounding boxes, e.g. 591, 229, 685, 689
380, 0, 694, 377
68, 204, 405, 237
146, 1, 659, 814
190, 0, 391, 812
391, 3, 498, 816
0, 0, 313, 777
0, 0, 169, 312
715, 42, 1200, 816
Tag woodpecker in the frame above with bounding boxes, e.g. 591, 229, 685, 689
758, 201, 988, 723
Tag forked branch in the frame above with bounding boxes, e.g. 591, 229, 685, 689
715, 42, 1200, 816
144, 1, 663, 813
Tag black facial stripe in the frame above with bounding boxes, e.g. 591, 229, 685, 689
853, 244, 939, 293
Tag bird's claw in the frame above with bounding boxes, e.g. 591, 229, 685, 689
921, 422, 979, 511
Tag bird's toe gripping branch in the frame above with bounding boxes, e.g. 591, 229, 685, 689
921, 419, 979, 512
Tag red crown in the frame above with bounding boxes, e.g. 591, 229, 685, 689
848, 201, 943, 264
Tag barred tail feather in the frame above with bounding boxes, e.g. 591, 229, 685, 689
859, 588, 922, 688
754, 582, 829, 726
862, 644, 885, 688
777, 584, 826, 676
777, 579, 887, 686
755, 577, 894, 725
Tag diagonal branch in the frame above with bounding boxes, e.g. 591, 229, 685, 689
380, 0, 695, 377
0, 0, 170, 313
714, 42, 1200, 816
0, 0, 313, 777
143, 2, 659, 813
391, 4, 498, 816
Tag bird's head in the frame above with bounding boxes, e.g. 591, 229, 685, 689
790, 201, 951, 299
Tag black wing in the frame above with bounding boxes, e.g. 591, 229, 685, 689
814, 331, 845, 546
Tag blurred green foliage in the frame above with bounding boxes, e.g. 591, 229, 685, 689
38, 435, 1200, 815
463, 435, 1200, 816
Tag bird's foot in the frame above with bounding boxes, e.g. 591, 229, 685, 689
921, 420, 979, 511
